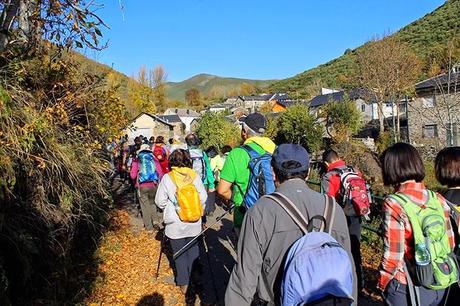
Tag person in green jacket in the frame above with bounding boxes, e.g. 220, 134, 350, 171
217, 113, 276, 236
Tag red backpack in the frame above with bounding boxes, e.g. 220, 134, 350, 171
334, 166, 371, 217
153, 145, 167, 162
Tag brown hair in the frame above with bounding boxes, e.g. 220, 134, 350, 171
168, 149, 192, 169
155, 136, 165, 144
435, 146, 460, 188
380, 143, 425, 186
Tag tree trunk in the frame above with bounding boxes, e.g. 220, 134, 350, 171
378, 101, 385, 135
396, 101, 400, 142
0, 0, 21, 51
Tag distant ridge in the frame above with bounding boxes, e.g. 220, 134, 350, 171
166, 73, 273, 101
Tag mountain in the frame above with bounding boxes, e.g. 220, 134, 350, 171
270, 0, 460, 98
166, 73, 273, 101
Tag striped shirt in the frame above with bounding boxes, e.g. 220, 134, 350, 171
378, 182, 455, 292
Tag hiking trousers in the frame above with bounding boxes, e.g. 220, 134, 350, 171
138, 186, 160, 230
383, 279, 447, 306
170, 237, 200, 286
347, 216, 363, 291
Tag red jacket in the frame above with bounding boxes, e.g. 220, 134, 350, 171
321, 160, 347, 201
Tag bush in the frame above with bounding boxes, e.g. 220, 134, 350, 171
323, 97, 364, 142
195, 112, 241, 150
273, 105, 324, 153
0, 48, 127, 304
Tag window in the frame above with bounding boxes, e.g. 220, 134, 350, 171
399, 102, 407, 114
421, 96, 436, 108
361, 104, 365, 112
423, 124, 438, 138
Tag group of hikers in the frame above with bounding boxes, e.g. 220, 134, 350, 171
106, 112, 460, 306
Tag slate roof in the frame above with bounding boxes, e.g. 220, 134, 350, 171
415, 72, 460, 92
309, 88, 369, 108
130, 112, 175, 127
157, 114, 182, 124
164, 108, 200, 117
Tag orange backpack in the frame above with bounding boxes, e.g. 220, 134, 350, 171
170, 172, 203, 222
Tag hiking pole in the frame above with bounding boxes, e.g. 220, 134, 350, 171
173, 204, 235, 260
155, 226, 166, 279
202, 232, 219, 303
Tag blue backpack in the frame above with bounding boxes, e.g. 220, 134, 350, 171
138, 151, 158, 184
265, 192, 354, 306
241, 144, 276, 209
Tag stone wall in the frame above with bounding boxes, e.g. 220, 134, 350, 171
407, 92, 460, 148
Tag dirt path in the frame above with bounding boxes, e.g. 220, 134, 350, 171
86, 178, 383, 305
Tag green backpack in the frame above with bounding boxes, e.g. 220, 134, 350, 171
390, 191, 459, 290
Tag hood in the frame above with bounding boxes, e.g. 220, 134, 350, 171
327, 160, 346, 171
170, 167, 197, 188
244, 136, 276, 154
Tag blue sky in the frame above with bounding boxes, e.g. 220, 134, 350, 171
87, 0, 445, 82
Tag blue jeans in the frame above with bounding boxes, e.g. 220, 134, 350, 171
383, 279, 447, 306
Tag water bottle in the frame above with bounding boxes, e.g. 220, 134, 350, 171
414, 243, 431, 265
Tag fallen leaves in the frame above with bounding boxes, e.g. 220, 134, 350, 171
86, 210, 185, 306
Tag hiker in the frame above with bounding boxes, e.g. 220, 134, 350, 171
149, 136, 155, 150
153, 136, 170, 177
321, 149, 369, 293
379, 143, 457, 306
155, 149, 207, 294
206, 146, 225, 182
170, 135, 187, 153
131, 144, 161, 231
225, 144, 357, 306
435, 146, 460, 306
217, 113, 276, 236
221, 145, 232, 164
185, 133, 216, 216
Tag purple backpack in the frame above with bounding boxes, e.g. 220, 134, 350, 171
265, 192, 354, 306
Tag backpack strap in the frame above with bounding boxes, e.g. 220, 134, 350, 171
323, 195, 336, 235
240, 144, 263, 159
265, 192, 310, 234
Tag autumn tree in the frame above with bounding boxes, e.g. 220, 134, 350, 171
356, 35, 421, 139
323, 96, 364, 142
185, 88, 202, 108
152, 65, 167, 111
0, 0, 107, 52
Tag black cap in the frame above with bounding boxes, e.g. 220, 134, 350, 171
272, 144, 310, 173
243, 113, 266, 133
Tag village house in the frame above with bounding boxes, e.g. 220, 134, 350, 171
123, 113, 180, 140
224, 93, 292, 113
163, 108, 200, 133
157, 114, 185, 134
407, 70, 460, 147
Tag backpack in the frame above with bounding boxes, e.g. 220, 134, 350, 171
153, 145, 167, 162
265, 192, 354, 306
137, 151, 159, 184
189, 148, 206, 182
170, 171, 203, 223
241, 144, 276, 209
445, 200, 460, 262
390, 191, 459, 290
333, 166, 371, 217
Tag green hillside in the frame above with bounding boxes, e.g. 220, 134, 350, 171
270, 0, 460, 98
166, 73, 273, 101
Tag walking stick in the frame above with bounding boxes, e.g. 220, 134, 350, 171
202, 232, 219, 303
155, 227, 166, 279
173, 204, 235, 260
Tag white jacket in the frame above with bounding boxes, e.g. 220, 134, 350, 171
155, 173, 207, 239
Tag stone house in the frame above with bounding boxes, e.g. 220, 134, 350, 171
407, 71, 460, 147
157, 114, 185, 135
123, 113, 179, 140
225, 93, 291, 113
163, 108, 200, 133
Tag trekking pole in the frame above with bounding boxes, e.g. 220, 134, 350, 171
173, 204, 235, 260
202, 232, 219, 303
155, 226, 166, 279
